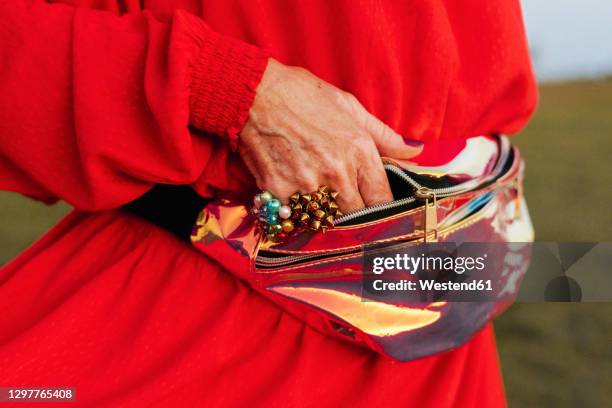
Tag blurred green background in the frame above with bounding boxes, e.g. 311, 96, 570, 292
1, 79, 611, 407
496, 79, 612, 408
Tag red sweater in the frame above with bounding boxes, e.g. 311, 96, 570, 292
0, 0, 536, 211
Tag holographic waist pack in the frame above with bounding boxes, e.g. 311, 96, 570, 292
191, 135, 533, 361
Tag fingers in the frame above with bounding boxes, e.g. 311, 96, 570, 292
330, 138, 392, 211
334, 178, 365, 213
357, 150, 394, 206
359, 107, 423, 160
249, 142, 391, 212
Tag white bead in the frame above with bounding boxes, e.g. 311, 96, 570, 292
254, 194, 262, 208
279, 205, 292, 219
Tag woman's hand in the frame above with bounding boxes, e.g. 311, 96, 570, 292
238, 59, 423, 212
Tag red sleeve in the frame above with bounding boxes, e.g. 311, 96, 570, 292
0, 0, 268, 210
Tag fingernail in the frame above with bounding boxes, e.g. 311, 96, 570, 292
404, 139, 424, 147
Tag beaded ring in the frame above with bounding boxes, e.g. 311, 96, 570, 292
252, 186, 342, 241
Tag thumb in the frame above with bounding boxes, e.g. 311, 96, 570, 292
362, 111, 423, 159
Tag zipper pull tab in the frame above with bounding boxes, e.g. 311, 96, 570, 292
415, 187, 438, 242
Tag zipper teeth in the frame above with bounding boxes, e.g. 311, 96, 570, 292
333, 164, 477, 225
385, 164, 486, 195
256, 252, 333, 266
332, 196, 416, 225
256, 248, 361, 266
384, 164, 423, 189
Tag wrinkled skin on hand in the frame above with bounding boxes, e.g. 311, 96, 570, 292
239, 59, 423, 212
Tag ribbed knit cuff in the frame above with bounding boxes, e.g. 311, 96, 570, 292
182, 15, 269, 151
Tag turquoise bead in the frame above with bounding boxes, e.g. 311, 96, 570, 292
267, 198, 281, 212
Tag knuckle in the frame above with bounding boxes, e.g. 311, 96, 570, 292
354, 139, 375, 158
361, 161, 385, 183
346, 134, 368, 153
377, 123, 391, 140
344, 92, 359, 104
321, 163, 344, 181
337, 91, 359, 110
352, 130, 369, 142
297, 175, 318, 194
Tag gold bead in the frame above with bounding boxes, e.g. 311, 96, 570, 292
312, 192, 322, 201
327, 201, 339, 212
318, 185, 329, 194
310, 220, 321, 231
314, 209, 326, 220
330, 191, 339, 200
291, 204, 302, 217
281, 220, 295, 233
299, 213, 310, 224
307, 201, 320, 212
324, 215, 335, 227
300, 194, 312, 204
290, 193, 301, 204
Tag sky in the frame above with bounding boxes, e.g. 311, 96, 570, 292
521, 0, 612, 81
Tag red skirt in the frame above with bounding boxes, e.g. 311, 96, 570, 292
0, 210, 506, 407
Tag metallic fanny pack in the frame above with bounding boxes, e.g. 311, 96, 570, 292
191, 135, 534, 361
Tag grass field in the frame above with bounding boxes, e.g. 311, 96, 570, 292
496, 79, 612, 408
1, 79, 611, 407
